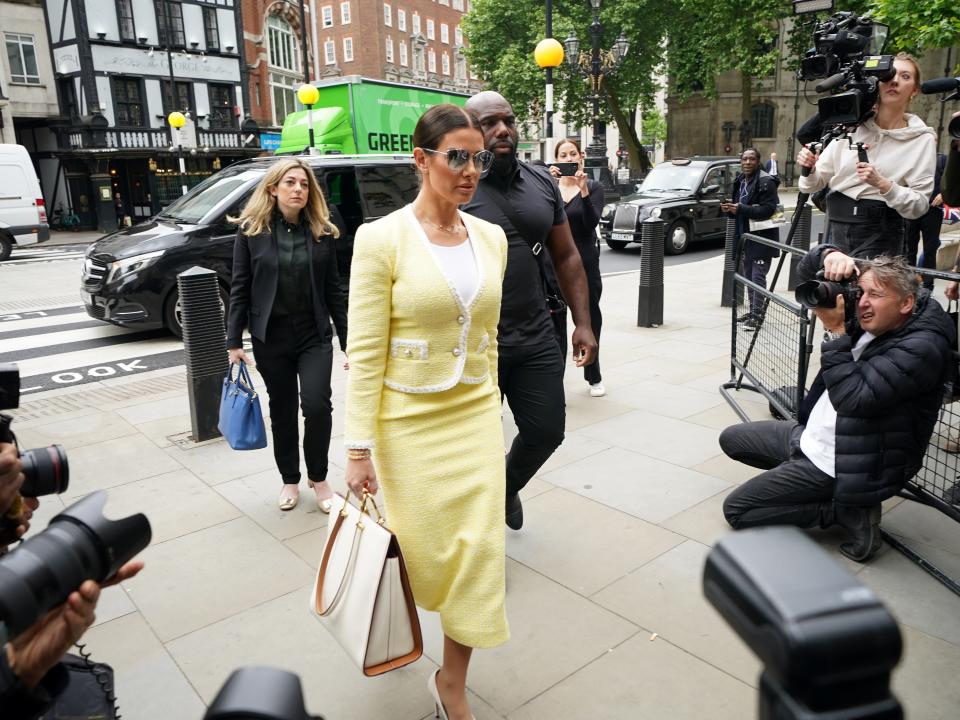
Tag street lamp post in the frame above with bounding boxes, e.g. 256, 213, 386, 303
534, 38, 564, 162
563, 0, 629, 183
297, 83, 320, 153
168, 111, 188, 196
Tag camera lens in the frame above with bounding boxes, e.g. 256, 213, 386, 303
949, 115, 960, 140
795, 280, 843, 308
19, 444, 69, 497
0, 491, 151, 639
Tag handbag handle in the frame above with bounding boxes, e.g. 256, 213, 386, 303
226, 361, 257, 394
316, 491, 386, 616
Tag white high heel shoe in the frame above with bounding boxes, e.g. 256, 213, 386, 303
427, 669, 448, 720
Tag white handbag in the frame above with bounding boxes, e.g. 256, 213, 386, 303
310, 491, 423, 676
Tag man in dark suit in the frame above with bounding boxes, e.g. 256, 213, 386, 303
763, 152, 780, 183
721, 148, 782, 330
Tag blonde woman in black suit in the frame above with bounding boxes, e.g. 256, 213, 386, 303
227, 158, 348, 512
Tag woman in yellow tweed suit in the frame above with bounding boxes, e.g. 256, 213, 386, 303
345, 105, 507, 720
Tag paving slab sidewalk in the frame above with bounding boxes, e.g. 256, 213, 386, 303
11, 252, 960, 720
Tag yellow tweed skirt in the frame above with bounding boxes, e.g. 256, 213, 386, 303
374, 379, 509, 649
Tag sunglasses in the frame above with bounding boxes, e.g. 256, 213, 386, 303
422, 148, 494, 174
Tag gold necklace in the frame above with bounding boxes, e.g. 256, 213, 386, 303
419, 216, 464, 234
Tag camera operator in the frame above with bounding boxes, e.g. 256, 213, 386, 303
797, 53, 937, 259
719, 247, 955, 562
943, 111, 960, 207
721, 147, 782, 331
0, 444, 144, 719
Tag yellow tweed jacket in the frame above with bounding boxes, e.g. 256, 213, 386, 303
344, 205, 508, 449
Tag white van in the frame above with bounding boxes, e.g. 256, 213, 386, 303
0, 144, 49, 260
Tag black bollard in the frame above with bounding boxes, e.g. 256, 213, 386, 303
787, 205, 812, 291
721, 215, 738, 307
637, 217, 664, 327
177, 267, 228, 442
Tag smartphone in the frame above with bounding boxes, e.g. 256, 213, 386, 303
554, 162, 579, 177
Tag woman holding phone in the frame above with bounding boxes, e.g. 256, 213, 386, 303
549, 139, 606, 396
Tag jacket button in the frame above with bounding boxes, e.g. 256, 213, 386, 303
457, 315, 465, 324
452, 348, 461, 357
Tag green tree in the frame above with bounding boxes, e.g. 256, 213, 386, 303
668, 0, 790, 147
640, 108, 667, 149
867, 0, 960, 55
461, 0, 671, 172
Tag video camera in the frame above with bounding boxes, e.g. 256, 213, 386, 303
920, 76, 960, 138
798, 12, 895, 128
0, 363, 70, 544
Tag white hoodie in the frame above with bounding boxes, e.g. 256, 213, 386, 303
798, 114, 936, 220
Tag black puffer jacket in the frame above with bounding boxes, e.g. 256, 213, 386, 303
726, 169, 781, 259
797, 261, 955, 505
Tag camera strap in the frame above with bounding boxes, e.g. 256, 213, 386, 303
481, 181, 566, 311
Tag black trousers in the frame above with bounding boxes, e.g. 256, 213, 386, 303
499, 340, 566, 496
252, 313, 334, 485
829, 213, 905, 259
739, 249, 771, 317
719, 420, 837, 530
583, 258, 603, 385
906, 206, 942, 289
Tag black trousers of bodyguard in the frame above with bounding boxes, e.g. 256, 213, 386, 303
252, 313, 334, 485
499, 340, 566, 497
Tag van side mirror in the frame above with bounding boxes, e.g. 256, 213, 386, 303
700, 184, 720, 196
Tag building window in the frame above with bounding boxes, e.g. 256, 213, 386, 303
397, 9, 406, 32
751, 103, 776, 138
111, 76, 145, 126
209, 83, 235, 128
428, 48, 436, 73
340, 1, 351, 24
385, 36, 393, 63
455, 54, 466, 81
412, 13, 420, 34
268, 15, 302, 126
439, 0, 448, 5
399, 40, 408, 67
343, 37, 354, 62
453, 0, 463, 9
325, 39, 336, 65
426, 19, 435, 40
440, 23, 448, 44
116, 0, 136, 41
414, 45, 424, 74
441, 52, 449, 75
322, 5, 333, 28
4, 33, 41, 84
203, 7, 219, 50
455, 26, 462, 46
154, 0, 185, 46
383, 3, 391, 27
162, 80, 192, 114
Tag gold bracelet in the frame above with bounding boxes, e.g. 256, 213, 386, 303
347, 449, 371, 461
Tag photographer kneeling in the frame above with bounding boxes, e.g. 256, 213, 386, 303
719, 247, 955, 562
0, 441, 144, 720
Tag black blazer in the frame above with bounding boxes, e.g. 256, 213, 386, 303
226, 223, 348, 351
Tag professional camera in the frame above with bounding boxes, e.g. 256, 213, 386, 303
795, 270, 860, 310
920, 76, 960, 138
0, 363, 69, 498
704, 527, 903, 719
205, 667, 324, 720
798, 12, 895, 128
0, 490, 151, 642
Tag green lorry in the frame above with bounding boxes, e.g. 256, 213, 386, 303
276, 76, 470, 155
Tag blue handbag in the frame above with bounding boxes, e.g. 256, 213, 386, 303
218, 361, 268, 450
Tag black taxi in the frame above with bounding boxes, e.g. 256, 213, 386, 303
599, 156, 740, 254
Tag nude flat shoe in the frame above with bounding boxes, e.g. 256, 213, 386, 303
278, 488, 299, 511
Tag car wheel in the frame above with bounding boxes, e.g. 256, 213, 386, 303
664, 221, 690, 255
164, 283, 229, 339
605, 238, 629, 251
0, 234, 12, 261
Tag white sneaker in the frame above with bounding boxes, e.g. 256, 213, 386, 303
589, 382, 606, 397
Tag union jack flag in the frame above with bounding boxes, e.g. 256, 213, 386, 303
944, 205, 960, 224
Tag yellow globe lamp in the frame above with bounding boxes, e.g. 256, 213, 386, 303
297, 83, 320, 107
534, 38, 564, 69
167, 111, 186, 129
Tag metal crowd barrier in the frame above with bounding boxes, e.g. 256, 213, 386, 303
720, 231, 960, 596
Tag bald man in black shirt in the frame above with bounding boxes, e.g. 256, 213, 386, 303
463, 91, 597, 530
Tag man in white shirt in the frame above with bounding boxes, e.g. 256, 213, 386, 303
719, 249, 954, 561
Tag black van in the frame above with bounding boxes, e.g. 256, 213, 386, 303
80, 154, 418, 336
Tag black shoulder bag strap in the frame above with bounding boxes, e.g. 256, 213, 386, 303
482, 181, 567, 312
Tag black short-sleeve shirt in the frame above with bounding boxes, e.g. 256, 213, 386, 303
462, 161, 566, 347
